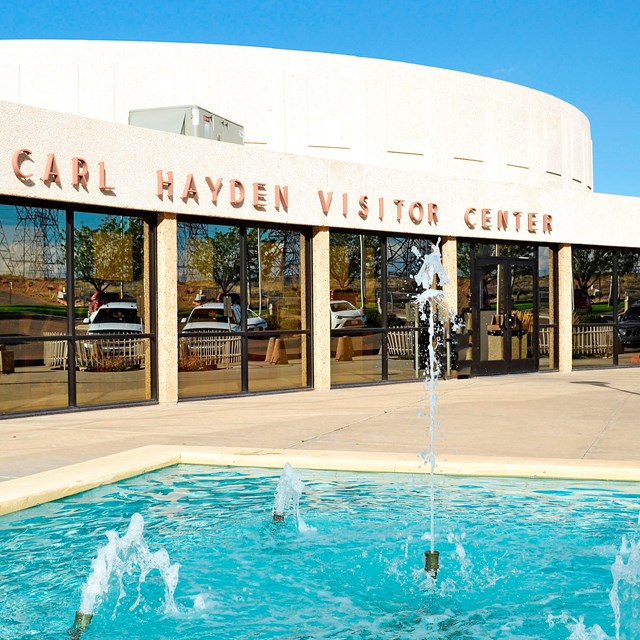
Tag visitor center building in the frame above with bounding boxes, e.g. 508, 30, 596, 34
0, 40, 638, 417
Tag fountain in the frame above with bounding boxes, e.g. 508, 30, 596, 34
272, 462, 314, 532
4, 239, 640, 638
411, 241, 453, 579
67, 512, 180, 639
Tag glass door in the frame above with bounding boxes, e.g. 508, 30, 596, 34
474, 256, 537, 375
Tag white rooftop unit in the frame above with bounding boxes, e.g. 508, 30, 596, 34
128, 105, 244, 145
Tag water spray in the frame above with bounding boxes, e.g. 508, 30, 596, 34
413, 242, 450, 580
272, 463, 314, 531
68, 512, 180, 636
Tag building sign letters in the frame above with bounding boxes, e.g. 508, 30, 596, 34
9, 148, 553, 235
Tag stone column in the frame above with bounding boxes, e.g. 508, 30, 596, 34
156, 213, 178, 402
440, 237, 458, 318
312, 227, 331, 390
558, 243, 573, 372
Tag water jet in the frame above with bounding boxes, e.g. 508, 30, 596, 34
413, 242, 450, 578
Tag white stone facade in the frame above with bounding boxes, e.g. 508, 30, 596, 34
0, 40, 638, 409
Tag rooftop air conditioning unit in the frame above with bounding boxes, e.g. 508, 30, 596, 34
128, 105, 244, 145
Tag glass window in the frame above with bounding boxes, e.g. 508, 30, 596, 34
614, 249, 640, 366
177, 221, 311, 398
74, 212, 151, 406
177, 222, 242, 398
0, 204, 68, 414
538, 246, 557, 370
386, 236, 433, 382
330, 233, 382, 385
572, 247, 614, 368
0, 205, 67, 337
247, 227, 308, 393
455, 241, 472, 377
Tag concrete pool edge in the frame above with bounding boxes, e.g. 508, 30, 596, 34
2, 445, 640, 517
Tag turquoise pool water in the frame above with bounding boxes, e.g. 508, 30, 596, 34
2, 465, 640, 639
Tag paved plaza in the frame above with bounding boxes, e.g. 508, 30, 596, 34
1, 367, 639, 482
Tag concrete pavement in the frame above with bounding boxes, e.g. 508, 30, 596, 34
1, 367, 639, 481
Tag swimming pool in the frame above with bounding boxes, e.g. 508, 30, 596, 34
2, 465, 639, 639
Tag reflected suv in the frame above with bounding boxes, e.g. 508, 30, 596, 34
181, 302, 267, 333
83, 301, 143, 335
618, 304, 640, 350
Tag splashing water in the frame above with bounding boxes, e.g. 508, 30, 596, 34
609, 536, 640, 639
447, 531, 472, 579
273, 463, 315, 532
565, 617, 609, 639
412, 242, 450, 555
77, 512, 180, 616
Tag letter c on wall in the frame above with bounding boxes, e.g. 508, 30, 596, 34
12, 149, 33, 180
464, 207, 477, 229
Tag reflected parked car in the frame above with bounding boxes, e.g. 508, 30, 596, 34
330, 300, 366, 329
83, 301, 143, 335
87, 290, 122, 315
574, 289, 592, 311
81, 301, 143, 359
618, 304, 640, 350
181, 302, 267, 333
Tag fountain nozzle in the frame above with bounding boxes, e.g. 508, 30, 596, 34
67, 611, 93, 639
272, 511, 285, 523
425, 550, 440, 579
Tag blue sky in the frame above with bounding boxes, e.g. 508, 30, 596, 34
2, 0, 639, 196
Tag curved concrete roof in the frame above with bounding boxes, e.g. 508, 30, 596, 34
0, 40, 592, 191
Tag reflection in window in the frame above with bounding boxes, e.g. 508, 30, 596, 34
178, 222, 240, 311
571, 247, 615, 368
614, 249, 640, 366
74, 213, 145, 314
0, 205, 66, 338
538, 246, 557, 370
247, 227, 307, 392
385, 237, 433, 381
177, 222, 242, 398
0, 205, 68, 414
74, 212, 151, 407
247, 227, 304, 331
177, 221, 310, 397
329, 233, 442, 385
330, 233, 381, 317
455, 242, 473, 377
330, 232, 382, 385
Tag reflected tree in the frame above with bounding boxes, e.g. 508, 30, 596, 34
74, 217, 143, 293
329, 233, 380, 290
187, 227, 241, 294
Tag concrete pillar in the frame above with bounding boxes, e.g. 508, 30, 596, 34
312, 227, 331, 390
558, 243, 573, 372
440, 237, 458, 318
156, 213, 178, 402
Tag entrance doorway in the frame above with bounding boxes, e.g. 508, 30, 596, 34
473, 252, 538, 375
